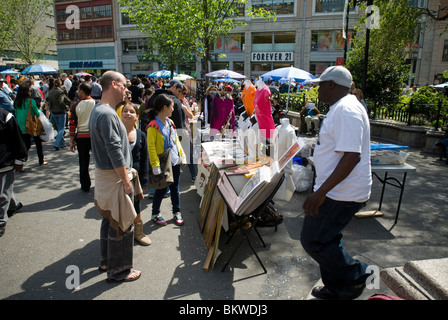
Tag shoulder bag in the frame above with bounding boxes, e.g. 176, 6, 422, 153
148, 123, 174, 189
25, 99, 44, 137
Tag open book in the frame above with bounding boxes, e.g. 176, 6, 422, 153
218, 138, 303, 216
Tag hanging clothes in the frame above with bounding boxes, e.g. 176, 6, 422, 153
241, 83, 256, 117
253, 85, 275, 139
209, 95, 235, 135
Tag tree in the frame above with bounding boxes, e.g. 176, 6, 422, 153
346, 0, 421, 102
0, 0, 21, 52
188, 0, 275, 77
118, 0, 275, 79
2, 0, 55, 66
118, 0, 197, 79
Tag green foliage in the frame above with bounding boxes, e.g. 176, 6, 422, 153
345, 0, 421, 102
0, 0, 54, 64
118, 0, 275, 76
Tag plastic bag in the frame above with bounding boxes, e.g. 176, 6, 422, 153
39, 111, 55, 142
292, 164, 313, 192
371, 150, 409, 165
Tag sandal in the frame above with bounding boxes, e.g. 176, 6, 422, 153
153, 215, 167, 226
40, 161, 49, 166
98, 266, 107, 273
106, 269, 141, 283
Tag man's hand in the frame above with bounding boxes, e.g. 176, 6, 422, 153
303, 189, 326, 216
70, 142, 77, 153
123, 180, 132, 195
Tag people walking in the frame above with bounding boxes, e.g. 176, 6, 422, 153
89, 71, 142, 283
13, 84, 48, 168
47, 79, 71, 150
301, 66, 372, 300
69, 82, 95, 192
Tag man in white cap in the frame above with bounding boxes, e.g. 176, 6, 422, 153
300, 66, 372, 299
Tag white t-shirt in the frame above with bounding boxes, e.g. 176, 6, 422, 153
313, 94, 372, 202
63, 78, 72, 93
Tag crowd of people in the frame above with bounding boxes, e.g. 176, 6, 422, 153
2, 66, 377, 298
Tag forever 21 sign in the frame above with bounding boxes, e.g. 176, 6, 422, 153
251, 52, 294, 62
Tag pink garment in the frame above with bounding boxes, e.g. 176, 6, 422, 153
254, 85, 275, 138
209, 96, 235, 135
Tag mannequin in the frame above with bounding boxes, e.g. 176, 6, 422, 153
246, 114, 260, 161
241, 80, 256, 117
253, 79, 275, 139
274, 117, 297, 201
237, 111, 250, 153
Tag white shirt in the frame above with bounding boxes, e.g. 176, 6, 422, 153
313, 94, 372, 202
63, 78, 72, 92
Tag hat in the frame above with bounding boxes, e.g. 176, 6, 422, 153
224, 85, 233, 92
165, 79, 183, 89
310, 66, 353, 88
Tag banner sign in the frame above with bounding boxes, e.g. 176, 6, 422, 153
251, 52, 294, 62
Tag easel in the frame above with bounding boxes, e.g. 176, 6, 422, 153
220, 173, 285, 273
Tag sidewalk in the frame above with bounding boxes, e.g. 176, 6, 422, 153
1, 135, 447, 301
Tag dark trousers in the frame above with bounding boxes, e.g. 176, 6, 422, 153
100, 218, 134, 281
152, 164, 181, 215
76, 137, 91, 191
22, 133, 44, 165
300, 197, 368, 295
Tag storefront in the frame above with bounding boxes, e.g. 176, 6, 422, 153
57, 44, 116, 76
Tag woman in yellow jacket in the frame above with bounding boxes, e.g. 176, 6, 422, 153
147, 93, 186, 226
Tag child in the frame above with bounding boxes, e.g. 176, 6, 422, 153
146, 94, 186, 226
120, 103, 151, 245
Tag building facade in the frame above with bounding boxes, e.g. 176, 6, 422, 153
55, 0, 116, 76
54, 0, 448, 85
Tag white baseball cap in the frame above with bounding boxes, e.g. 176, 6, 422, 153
310, 66, 353, 88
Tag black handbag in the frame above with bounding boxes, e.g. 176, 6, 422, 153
148, 125, 174, 189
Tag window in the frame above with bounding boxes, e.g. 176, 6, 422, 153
214, 34, 245, 53
56, 9, 69, 22
122, 38, 150, 55
80, 7, 92, 20
442, 40, 448, 62
252, 0, 295, 15
58, 29, 74, 41
123, 39, 137, 54
309, 62, 333, 77
311, 30, 354, 52
314, 0, 356, 13
121, 12, 135, 25
93, 5, 112, 18
76, 27, 93, 40
94, 25, 112, 39
252, 32, 295, 52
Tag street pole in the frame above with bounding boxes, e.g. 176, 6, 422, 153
362, 0, 373, 95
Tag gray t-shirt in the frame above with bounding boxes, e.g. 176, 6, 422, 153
89, 103, 131, 170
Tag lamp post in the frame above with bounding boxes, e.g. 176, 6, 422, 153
362, 0, 374, 96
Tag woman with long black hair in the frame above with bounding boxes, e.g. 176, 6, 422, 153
13, 84, 48, 170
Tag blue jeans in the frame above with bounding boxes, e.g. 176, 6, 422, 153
152, 164, 181, 216
300, 197, 368, 295
51, 112, 66, 148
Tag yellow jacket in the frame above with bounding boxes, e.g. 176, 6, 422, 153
146, 118, 185, 168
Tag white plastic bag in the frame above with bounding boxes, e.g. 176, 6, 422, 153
39, 111, 55, 142
292, 164, 313, 192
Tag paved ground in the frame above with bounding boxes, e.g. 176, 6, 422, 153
1, 134, 448, 304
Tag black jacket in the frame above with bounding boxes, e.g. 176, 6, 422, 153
0, 109, 28, 169
141, 89, 185, 131
131, 129, 149, 190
